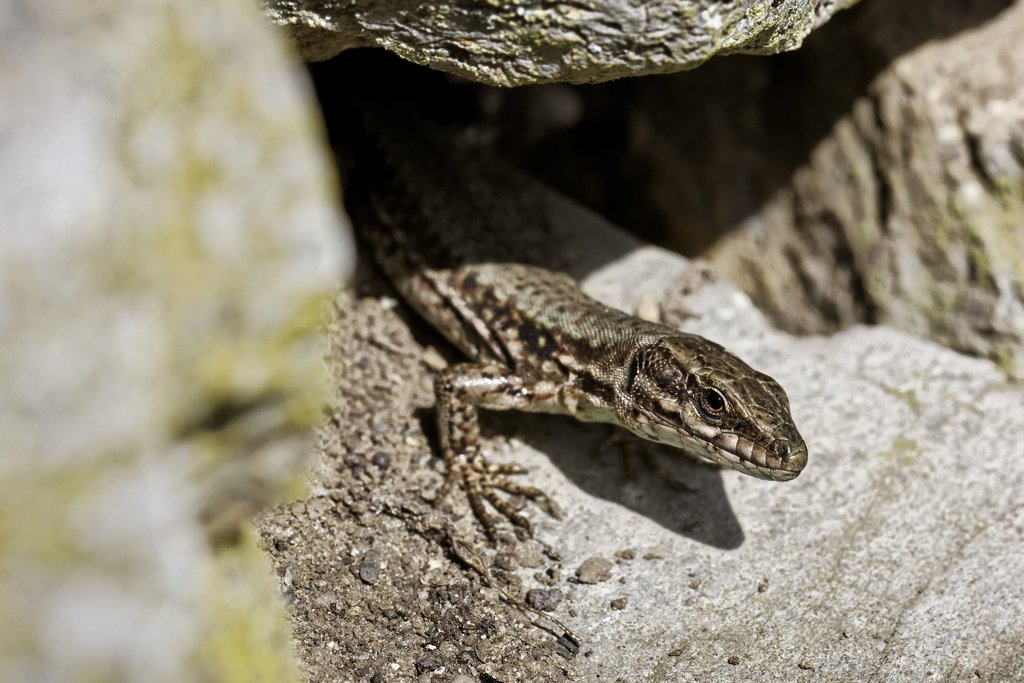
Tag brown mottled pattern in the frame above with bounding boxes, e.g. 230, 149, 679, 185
341, 111, 808, 537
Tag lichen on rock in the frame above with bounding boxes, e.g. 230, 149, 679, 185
264, 0, 862, 86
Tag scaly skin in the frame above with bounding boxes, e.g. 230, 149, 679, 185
342, 113, 808, 539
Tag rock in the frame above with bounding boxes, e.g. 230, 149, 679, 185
514, 541, 547, 569
264, 0, 862, 86
359, 549, 383, 585
0, 0, 351, 681
525, 588, 564, 612
704, 0, 1024, 378
414, 654, 443, 674
497, 0, 1024, 378
558, 247, 1024, 680
575, 557, 614, 584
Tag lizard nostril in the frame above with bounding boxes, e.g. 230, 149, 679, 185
774, 441, 793, 461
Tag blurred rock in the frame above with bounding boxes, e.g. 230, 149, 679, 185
0, 0, 351, 681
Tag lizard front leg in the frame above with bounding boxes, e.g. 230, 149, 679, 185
434, 363, 559, 541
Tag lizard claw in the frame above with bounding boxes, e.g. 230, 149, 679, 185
443, 455, 553, 542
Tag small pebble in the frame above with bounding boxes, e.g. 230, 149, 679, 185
371, 451, 391, 469
667, 647, 684, 657
728, 655, 740, 665
525, 588, 563, 611
359, 549, 382, 585
609, 596, 629, 610
347, 460, 365, 478
414, 654, 443, 674
798, 660, 815, 671
757, 577, 769, 593
576, 556, 613, 584
614, 548, 636, 560
515, 541, 546, 568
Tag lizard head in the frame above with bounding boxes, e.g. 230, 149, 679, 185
620, 335, 807, 481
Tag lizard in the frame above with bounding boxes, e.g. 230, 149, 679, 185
339, 108, 808, 541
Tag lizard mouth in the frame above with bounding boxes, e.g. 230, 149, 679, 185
689, 431, 808, 481
631, 412, 808, 481
640, 416, 807, 481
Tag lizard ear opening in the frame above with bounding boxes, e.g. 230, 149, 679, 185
630, 345, 684, 394
652, 362, 683, 391
623, 350, 641, 393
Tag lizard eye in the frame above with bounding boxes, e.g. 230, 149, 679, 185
699, 388, 727, 417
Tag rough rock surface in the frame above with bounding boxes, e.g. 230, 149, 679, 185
264, 0, 860, 85
261, 168, 1024, 680
0, 0, 350, 681
493, 0, 1024, 377
704, 0, 1024, 378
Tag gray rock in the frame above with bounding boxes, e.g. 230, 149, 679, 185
359, 549, 384, 585
0, 0, 351, 681
264, 0, 861, 86
525, 588, 564, 612
556, 244, 1024, 680
595, 0, 1024, 379
478, 0, 1024, 380
414, 654, 443, 674
709, 0, 1024, 378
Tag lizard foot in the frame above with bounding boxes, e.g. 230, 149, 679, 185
441, 456, 556, 542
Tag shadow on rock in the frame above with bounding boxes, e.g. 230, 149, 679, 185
494, 412, 746, 550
